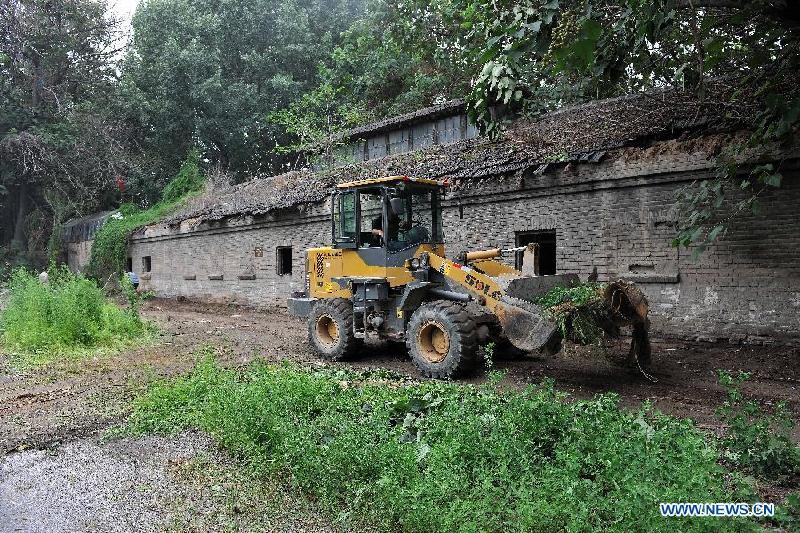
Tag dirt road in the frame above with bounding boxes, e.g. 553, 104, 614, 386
2, 298, 799, 454
1, 298, 798, 531
149, 298, 800, 437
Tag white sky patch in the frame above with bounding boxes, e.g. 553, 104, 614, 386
110, 0, 139, 30
107, 0, 139, 55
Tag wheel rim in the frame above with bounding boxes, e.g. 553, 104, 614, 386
315, 315, 340, 346
418, 321, 450, 363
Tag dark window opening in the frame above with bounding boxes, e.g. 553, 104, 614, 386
515, 230, 557, 275
142, 256, 152, 273
458, 204, 464, 219
126, 257, 133, 272
277, 246, 292, 276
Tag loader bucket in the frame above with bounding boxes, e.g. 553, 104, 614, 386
490, 273, 581, 353
495, 297, 560, 353
492, 274, 651, 364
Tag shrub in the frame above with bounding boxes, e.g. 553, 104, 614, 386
717, 370, 800, 479
87, 150, 206, 280
161, 148, 205, 204
130, 353, 757, 532
537, 282, 609, 344
0, 266, 151, 358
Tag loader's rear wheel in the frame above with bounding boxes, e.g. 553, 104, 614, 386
309, 299, 362, 361
407, 301, 478, 379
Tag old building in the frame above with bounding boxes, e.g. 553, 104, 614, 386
61, 211, 113, 273
70, 88, 800, 343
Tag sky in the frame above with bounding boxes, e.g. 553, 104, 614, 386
110, 0, 139, 29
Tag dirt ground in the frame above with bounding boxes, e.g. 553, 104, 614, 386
1, 298, 799, 531
2, 297, 799, 453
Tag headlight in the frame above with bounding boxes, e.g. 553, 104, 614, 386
420, 253, 429, 268
410, 258, 420, 269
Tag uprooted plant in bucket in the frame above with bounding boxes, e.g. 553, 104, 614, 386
536, 280, 652, 368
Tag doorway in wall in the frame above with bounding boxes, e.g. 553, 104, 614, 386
515, 230, 557, 274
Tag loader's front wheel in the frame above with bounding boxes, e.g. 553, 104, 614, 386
309, 298, 362, 361
407, 301, 478, 379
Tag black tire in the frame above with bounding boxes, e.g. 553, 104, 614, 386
406, 300, 478, 379
308, 298, 362, 361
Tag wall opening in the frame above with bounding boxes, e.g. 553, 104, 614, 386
126, 257, 133, 272
276, 246, 292, 276
515, 230, 557, 275
142, 256, 152, 273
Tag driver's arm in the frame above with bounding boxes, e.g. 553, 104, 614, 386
371, 215, 384, 239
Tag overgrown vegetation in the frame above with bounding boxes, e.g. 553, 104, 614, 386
0, 266, 153, 364
160, 149, 205, 204
717, 370, 800, 481
86, 152, 206, 280
289, 0, 799, 252
3, 0, 797, 258
130, 352, 764, 532
536, 282, 608, 344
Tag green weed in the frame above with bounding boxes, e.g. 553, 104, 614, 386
0, 266, 154, 365
536, 282, 606, 309
717, 370, 800, 480
129, 352, 757, 532
774, 492, 800, 529
161, 148, 205, 204
537, 282, 608, 344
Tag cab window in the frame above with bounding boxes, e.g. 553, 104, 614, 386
385, 185, 442, 252
333, 191, 356, 245
359, 190, 384, 247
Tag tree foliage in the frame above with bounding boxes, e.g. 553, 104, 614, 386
304, 0, 797, 252
121, 0, 367, 180
0, 0, 130, 257
1, 0, 797, 260
269, 0, 473, 162
437, 0, 799, 251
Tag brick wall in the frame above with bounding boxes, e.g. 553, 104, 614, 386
127, 139, 800, 341
129, 204, 331, 306
66, 240, 94, 272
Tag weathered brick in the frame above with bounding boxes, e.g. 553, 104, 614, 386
117, 142, 800, 342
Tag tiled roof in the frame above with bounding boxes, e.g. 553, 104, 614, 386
162, 84, 753, 226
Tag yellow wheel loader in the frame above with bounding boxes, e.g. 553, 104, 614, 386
288, 176, 650, 379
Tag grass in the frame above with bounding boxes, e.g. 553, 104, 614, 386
128, 350, 767, 532
0, 267, 155, 367
717, 370, 800, 480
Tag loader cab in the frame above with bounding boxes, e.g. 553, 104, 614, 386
332, 176, 445, 263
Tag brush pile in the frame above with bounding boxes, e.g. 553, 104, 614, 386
536, 280, 651, 366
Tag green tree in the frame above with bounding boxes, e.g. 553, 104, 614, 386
270, 0, 473, 160
121, 0, 367, 181
268, 77, 371, 168
0, 0, 133, 257
443, 0, 798, 251
319, 2, 469, 118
